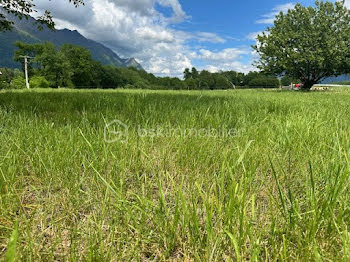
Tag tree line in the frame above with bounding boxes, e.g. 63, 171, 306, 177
183, 67, 280, 90
0, 41, 282, 90
2, 1, 350, 90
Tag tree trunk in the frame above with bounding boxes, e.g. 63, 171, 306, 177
302, 80, 315, 90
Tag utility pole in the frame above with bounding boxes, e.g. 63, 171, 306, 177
19, 56, 33, 89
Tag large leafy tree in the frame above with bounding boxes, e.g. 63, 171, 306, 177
14, 42, 72, 87
183, 68, 192, 80
212, 73, 232, 89
191, 67, 199, 79
253, 0, 350, 90
221, 71, 241, 86
13, 41, 39, 74
198, 70, 214, 89
37, 43, 72, 87
60, 44, 94, 87
0, 0, 84, 31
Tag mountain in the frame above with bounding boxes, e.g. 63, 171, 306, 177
123, 58, 142, 68
0, 9, 143, 70
321, 75, 350, 84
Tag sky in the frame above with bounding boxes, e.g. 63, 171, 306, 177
32, 0, 350, 78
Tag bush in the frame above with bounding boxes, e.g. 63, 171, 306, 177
0, 81, 8, 89
0, 68, 15, 89
134, 81, 150, 89
214, 75, 232, 89
30, 76, 50, 88
248, 77, 280, 88
124, 84, 135, 89
199, 81, 210, 90
281, 75, 300, 86
184, 79, 199, 90
10, 76, 26, 89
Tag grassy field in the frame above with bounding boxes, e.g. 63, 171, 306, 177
1, 88, 350, 261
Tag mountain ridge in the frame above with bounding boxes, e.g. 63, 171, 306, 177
321, 74, 350, 84
0, 9, 143, 70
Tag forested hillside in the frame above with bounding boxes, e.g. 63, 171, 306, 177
0, 8, 143, 70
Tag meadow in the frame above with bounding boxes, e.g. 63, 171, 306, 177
1, 88, 350, 261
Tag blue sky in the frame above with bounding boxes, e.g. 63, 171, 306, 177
171, 0, 314, 72
33, 0, 347, 77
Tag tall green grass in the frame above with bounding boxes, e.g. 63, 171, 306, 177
1, 88, 350, 260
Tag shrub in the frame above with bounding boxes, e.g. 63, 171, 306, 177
214, 75, 232, 89
0, 81, 8, 89
184, 78, 199, 90
281, 75, 301, 86
0, 68, 15, 89
199, 81, 210, 90
124, 84, 135, 89
248, 77, 280, 88
10, 76, 26, 89
30, 76, 50, 88
134, 81, 149, 89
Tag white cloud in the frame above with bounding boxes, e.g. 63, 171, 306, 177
193, 32, 226, 44
157, 0, 189, 23
246, 31, 262, 41
195, 48, 255, 73
345, 0, 350, 8
33, 0, 253, 77
135, 27, 175, 43
198, 48, 248, 62
256, 3, 295, 24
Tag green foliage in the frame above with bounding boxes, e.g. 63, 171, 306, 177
35, 42, 72, 88
254, 0, 350, 89
281, 76, 291, 87
222, 71, 245, 86
13, 42, 39, 74
199, 70, 214, 89
13, 69, 22, 78
30, 76, 50, 88
10, 76, 25, 89
134, 81, 150, 89
118, 67, 145, 86
184, 78, 199, 90
0, 81, 6, 89
191, 67, 199, 79
0, 81, 7, 89
244, 72, 260, 86
248, 76, 280, 88
11, 41, 282, 91
183, 68, 192, 80
0, 67, 14, 89
5, 222, 18, 262
60, 44, 94, 88
183, 67, 199, 81
157, 76, 185, 90
281, 75, 301, 86
213, 74, 232, 89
